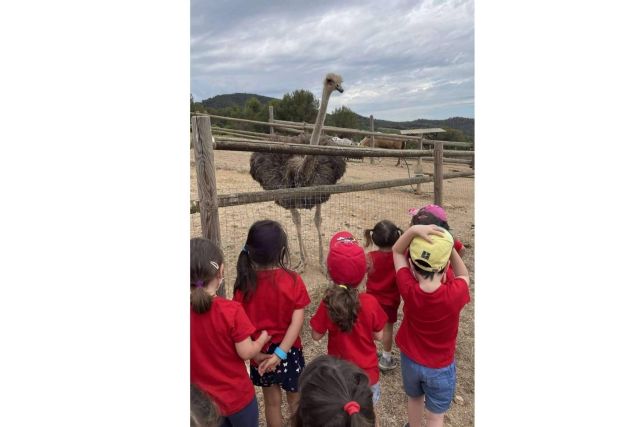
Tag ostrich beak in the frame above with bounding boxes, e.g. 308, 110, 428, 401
336, 85, 344, 93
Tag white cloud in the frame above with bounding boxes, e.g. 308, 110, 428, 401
191, 0, 474, 120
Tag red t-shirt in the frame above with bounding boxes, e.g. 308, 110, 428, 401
395, 267, 470, 368
190, 297, 256, 416
310, 293, 387, 385
365, 251, 400, 308
233, 268, 310, 349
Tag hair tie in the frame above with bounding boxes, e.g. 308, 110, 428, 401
338, 284, 348, 290
343, 401, 360, 416
195, 280, 204, 288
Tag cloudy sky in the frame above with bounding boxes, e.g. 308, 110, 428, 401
191, 0, 474, 121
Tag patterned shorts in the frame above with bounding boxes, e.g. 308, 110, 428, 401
250, 343, 305, 392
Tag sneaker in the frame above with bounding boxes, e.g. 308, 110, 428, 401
378, 355, 397, 371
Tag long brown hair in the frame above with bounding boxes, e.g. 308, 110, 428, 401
190, 384, 219, 427
190, 238, 224, 314
292, 355, 375, 427
323, 285, 360, 332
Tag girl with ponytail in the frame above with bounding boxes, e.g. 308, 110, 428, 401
232, 220, 311, 427
362, 220, 403, 372
310, 231, 387, 415
292, 355, 376, 427
190, 237, 271, 427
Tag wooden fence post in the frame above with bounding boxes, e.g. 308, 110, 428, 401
191, 115, 224, 297
433, 141, 444, 206
268, 105, 274, 136
369, 115, 375, 164
415, 136, 425, 194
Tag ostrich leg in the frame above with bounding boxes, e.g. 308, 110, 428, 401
314, 204, 325, 271
290, 208, 307, 272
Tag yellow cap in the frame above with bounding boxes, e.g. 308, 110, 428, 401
408, 230, 454, 273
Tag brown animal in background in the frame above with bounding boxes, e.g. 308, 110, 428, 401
359, 136, 407, 167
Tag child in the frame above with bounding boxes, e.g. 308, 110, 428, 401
310, 231, 387, 408
292, 355, 376, 427
363, 220, 403, 371
232, 220, 311, 427
190, 238, 271, 427
409, 204, 465, 257
392, 225, 470, 427
191, 383, 219, 427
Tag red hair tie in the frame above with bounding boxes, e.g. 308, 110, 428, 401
343, 401, 360, 415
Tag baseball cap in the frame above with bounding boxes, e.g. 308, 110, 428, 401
326, 231, 366, 287
408, 229, 454, 273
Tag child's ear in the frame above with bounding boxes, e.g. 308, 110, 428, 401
217, 263, 225, 279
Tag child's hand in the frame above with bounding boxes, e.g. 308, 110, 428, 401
258, 354, 281, 376
256, 330, 271, 346
413, 224, 445, 243
252, 352, 271, 365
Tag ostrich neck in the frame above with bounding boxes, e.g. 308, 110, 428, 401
309, 86, 331, 146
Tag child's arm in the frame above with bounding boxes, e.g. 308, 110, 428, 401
258, 308, 305, 375
449, 247, 470, 285
235, 330, 271, 361
392, 224, 445, 272
311, 330, 325, 341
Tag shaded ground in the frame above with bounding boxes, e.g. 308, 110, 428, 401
191, 149, 474, 426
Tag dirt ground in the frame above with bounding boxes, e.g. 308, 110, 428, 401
191, 149, 475, 426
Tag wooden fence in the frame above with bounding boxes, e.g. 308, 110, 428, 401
191, 114, 474, 297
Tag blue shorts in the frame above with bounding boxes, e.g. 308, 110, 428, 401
219, 396, 258, 427
250, 344, 305, 392
400, 352, 456, 414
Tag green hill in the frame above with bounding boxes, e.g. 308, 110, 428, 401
201, 93, 278, 109
196, 92, 474, 141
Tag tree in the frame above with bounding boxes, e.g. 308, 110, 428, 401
328, 106, 358, 135
275, 89, 319, 122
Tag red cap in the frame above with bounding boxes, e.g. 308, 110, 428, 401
326, 231, 366, 287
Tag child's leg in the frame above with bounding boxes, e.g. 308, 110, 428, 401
407, 395, 424, 427
425, 409, 445, 427
285, 391, 300, 420
382, 322, 394, 353
262, 385, 283, 427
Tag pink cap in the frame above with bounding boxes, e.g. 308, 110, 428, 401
407, 204, 448, 221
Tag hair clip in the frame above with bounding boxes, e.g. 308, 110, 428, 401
209, 261, 219, 270
338, 284, 348, 290
343, 401, 360, 415
242, 244, 249, 253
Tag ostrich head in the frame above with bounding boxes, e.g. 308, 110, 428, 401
324, 73, 344, 93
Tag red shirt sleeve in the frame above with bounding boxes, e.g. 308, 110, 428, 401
451, 277, 471, 311
293, 274, 311, 309
454, 239, 464, 253
396, 267, 416, 299
231, 304, 256, 343
309, 302, 329, 334
369, 297, 387, 332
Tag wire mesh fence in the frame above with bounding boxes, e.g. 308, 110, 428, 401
191, 175, 474, 297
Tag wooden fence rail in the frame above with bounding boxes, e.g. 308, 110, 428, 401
213, 138, 435, 157
190, 171, 475, 209
194, 113, 474, 148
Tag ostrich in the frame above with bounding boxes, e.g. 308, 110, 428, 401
249, 73, 346, 270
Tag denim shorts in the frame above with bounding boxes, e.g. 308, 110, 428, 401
370, 382, 381, 405
400, 352, 456, 414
